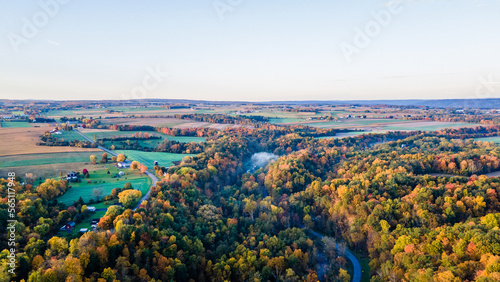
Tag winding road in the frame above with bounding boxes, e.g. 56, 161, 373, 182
75, 129, 360, 281
73, 129, 158, 210
308, 229, 362, 282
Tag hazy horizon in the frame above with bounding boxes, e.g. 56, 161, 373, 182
1, 0, 500, 101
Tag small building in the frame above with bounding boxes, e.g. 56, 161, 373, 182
117, 162, 130, 168
60, 221, 76, 232
91, 219, 100, 225
66, 171, 79, 182
49, 128, 61, 134
87, 206, 96, 212
79, 228, 89, 233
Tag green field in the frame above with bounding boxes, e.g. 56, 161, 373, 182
45, 110, 76, 116
0, 152, 94, 168
115, 150, 195, 168
107, 106, 165, 112
103, 139, 161, 149
304, 119, 407, 128
82, 130, 205, 147
475, 136, 500, 144
56, 130, 89, 141
57, 168, 151, 206
384, 122, 477, 131
316, 132, 369, 139
1, 121, 32, 128
82, 130, 204, 141
269, 117, 305, 124
165, 136, 205, 143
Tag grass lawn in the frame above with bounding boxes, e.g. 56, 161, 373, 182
72, 210, 107, 233
115, 150, 195, 168
1, 121, 32, 128
0, 152, 94, 168
57, 167, 151, 206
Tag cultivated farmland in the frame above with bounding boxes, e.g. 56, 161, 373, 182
114, 150, 195, 168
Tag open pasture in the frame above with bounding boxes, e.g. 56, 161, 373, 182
0, 152, 93, 168
475, 136, 500, 144
56, 167, 152, 206
115, 150, 195, 168
0, 121, 32, 128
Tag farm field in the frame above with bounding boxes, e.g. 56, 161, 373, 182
0, 127, 100, 157
114, 150, 195, 168
56, 167, 152, 206
300, 119, 481, 131
80, 129, 204, 143
0, 152, 94, 168
316, 131, 369, 139
1, 121, 32, 128
103, 136, 205, 149
475, 136, 500, 144
382, 121, 480, 131
56, 130, 89, 141
301, 119, 410, 128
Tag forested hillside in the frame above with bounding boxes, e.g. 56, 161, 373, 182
3, 123, 500, 281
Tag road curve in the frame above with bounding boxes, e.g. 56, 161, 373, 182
133, 171, 158, 210
73, 129, 159, 210
308, 229, 362, 282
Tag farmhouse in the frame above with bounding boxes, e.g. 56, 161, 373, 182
117, 161, 131, 168
66, 171, 80, 182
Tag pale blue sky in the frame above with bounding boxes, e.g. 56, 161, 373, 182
1, 0, 499, 101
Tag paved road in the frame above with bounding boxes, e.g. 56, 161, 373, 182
74, 129, 158, 210
308, 229, 362, 282
133, 170, 158, 210
77, 128, 358, 279
74, 130, 118, 157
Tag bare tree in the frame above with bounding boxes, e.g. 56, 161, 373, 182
25, 173, 36, 185
92, 187, 104, 201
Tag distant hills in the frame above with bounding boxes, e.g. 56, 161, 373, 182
265, 99, 498, 108
1, 98, 500, 108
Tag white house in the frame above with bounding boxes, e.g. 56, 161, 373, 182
117, 162, 131, 168
66, 171, 79, 182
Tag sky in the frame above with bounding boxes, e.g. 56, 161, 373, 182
1, 0, 500, 102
